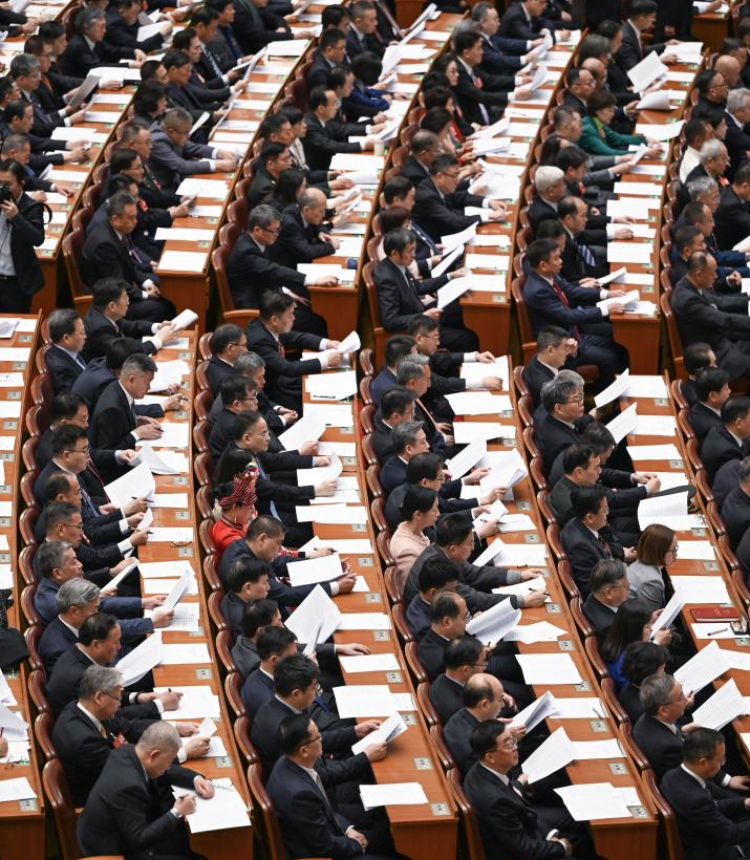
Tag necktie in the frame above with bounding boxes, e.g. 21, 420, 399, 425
471, 75, 491, 125
204, 47, 223, 79
312, 770, 344, 833
80, 485, 99, 518
75, 353, 86, 370
276, 337, 285, 358
222, 27, 241, 61
251, 456, 280, 519
551, 278, 581, 341
411, 221, 438, 255
598, 535, 611, 557
127, 237, 146, 267
575, 238, 597, 268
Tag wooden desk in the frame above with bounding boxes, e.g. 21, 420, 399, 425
0, 314, 45, 860
692, 11, 731, 53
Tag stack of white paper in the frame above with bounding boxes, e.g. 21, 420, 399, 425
351, 712, 408, 755
161, 644, 211, 665
517, 654, 583, 685
672, 542, 716, 561
505, 621, 566, 643
554, 783, 633, 820
295, 505, 367, 524
174, 778, 251, 833
305, 371, 357, 401
522, 727, 575, 783
692, 679, 744, 730
339, 654, 401, 674
360, 782, 429, 809
454, 422, 512, 444
104, 462, 156, 507
287, 553, 344, 586
116, 631, 164, 686
445, 392, 511, 415
674, 640, 729, 694
638, 490, 691, 530
337, 613, 391, 630
299, 537, 373, 554
465, 599, 521, 644
286, 585, 341, 646
0, 777, 36, 802
670, 576, 728, 603
510, 691, 557, 732
333, 685, 398, 717
571, 738, 624, 760
627, 443, 682, 461
605, 403, 638, 444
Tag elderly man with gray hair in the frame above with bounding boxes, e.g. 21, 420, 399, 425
723, 88, 750, 178
77, 717, 214, 859
37, 577, 101, 674
272, 187, 340, 266
395, 353, 450, 456
380, 420, 430, 495
53, 665, 211, 807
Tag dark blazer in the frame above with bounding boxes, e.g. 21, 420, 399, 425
306, 52, 341, 90
250, 696, 356, 774
379, 454, 407, 495
302, 113, 364, 172
522, 269, 604, 338
633, 714, 688, 781
452, 62, 511, 126
246, 167, 278, 209
33, 574, 145, 631
723, 113, 750, 181
560, 518, 624, 597
535, 414, 579, 473
231, 0, 293, 54
37, 616, 78, 675
205, 354, 234, 395
72, 358, 116, 406
59, 33, 133, 77
240, 665, 274, 717
671, 277, 750, 383
701, 424, 748, 483
266, 753, 372, 860
209, 407, 241, 459
522, 355, 556, 409
45, 344, 86, 394
444, 707, 480, 774
33, 453, 115, 506
714, 458, 742, 509
582, 593, 618, 639
616, 20, 666, 71
405, 595, 431, 640
498, 2, 553, 41
89, 379, 138, 456
687, 401, 723, 443
399, 154, 432, 187
81, 218, 149, 299
417, 628, 449, 681
244, 318, 323, 410
345, 26, 383, 59
412, 177, 484, 240
81, 307, 156, 363
2, 192, 45, 297
618, 683, 644, 723
226, 233, 307, 309
715, 184, 750, 250
270, 205, 335, 265
370, 367, 399, 405
77, 744, 196, 860
371, 415, 396, 463
429, 673, 465, 724
105, 10, 164, 52
661, 764, 750, 860
463, 760, 567, 859
374, 256, 448, 332
721, 486, 750, 549
232, 635, 260, 678
478, 33, 523, 75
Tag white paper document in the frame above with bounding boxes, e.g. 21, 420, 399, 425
505, 622, 566, 643
570, 738, 624, 760
510, 691, 557, 732
445, 392, 512, 415
627, 443, 681, 461
336, 613, 391, 630
550, 698, 607, 719
692, 679, 744, 730
174, 778, 251, 833
104, 462, 155, 508
339, 653, 401, 674
295, 505, 367, 524
517, 653, 583, 685
453, 422, 513, 444
673, 542, 716, 561
286, 584, 341, 646
465, 599, 521, 644
446, 440, 487, 481
333, 684, 398, 717
555, 783, 633, 821
116, 631, 164, 686
351, 712, 408, 755
638, 490, 691, 530
299, 536, 373, 554
160, 644, 211, 665
360, 782, 429, 810
0, 777, 36, 802
674, 640, 729, 694
522, 727, 575, 783
287, 553, 344, 587
154, 687, 221, 720
649, 591, 685, 639
606, 403, 638, 444
305, 370, 357, 401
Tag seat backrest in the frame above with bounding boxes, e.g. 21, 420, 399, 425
21, 584, 42, 626
620, 721, 651, 773
216, 629, 236, 673
391, 601, 414, 644
233, 715, 257, 763
642, 769, 685, 860
510, 276, 536, 363
430, 723, 456, 770
569, 597, 593, 639
584, 636, 609, 679
404, 641, 427, 684
360, 407, 376, 441
513, 364, 530, 399
601, 677, 629, 725
203, 552, 221, 591
660, 292, 686, 380
193, 421, 211, 454
198, 518, 217, 556
42, 759, 81, 860
416, 681, 439, 726
359, 348, 375, 377
246, 763, 286, 860
207, 589, 228, 632
447, 768, 487, 860
35, 710, 58, 760
25, 624, 43, 670
224, 671, 247, 717
28, 668, 49, 713
671, 378, 687, 410
383, 565, 406, 603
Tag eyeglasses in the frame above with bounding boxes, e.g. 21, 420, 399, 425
64, 446, 90, 454
564, 396, 584, 404
440, 171, 461, 179
263, 226, 281, 235
497, 739, 518, 751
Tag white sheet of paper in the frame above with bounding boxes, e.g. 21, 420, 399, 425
674, 640, 728, 694
692, 679, 744, 730
638, 489, 691, 530
104, 462, 155, 508
303, 403, 355, 427
116, 631, 164, 686
551, 698, 607, 719
151, 493, 189, 509
147, 527, 194, 542
445, 392, 511, 415
554, 783, 633, 821
175, 778, 251, 833
333, 684, 399, 717
287, 553, 344, 587
627, 443, 681, 461
336, 613, 391, 630
295, 504, 367, 524
351, 712, 408, 755
160, 643, 211, 665
517, 653, 583, 685
286, 584, 341, 646
305, 370, 357, 401
521, 727, 575, 783
673, 542, 716, 561
137, 561, 197, 579
453, 422, 514, 444
633, 415, 676, 436
359, 782, 429, 810
606, 403, 638, 444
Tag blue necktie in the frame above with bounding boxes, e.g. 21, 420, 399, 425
253, 457, 279, 519
576, 238, 597, 268
204, 47, 223, 79
411, 221, 438, 254
80, 485, 99, 518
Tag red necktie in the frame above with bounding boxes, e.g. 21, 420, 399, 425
551, 278, 581, 341
277, 339, 285, 358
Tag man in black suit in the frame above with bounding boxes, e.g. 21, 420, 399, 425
54, 664, 209, 806
209, 374, 261, 458
555, 197, 608, 277
672, 253, 750, 385
266, 714, 398, 860
405, 552, 461, 639
307, 28, 348, 90
399, 130, 439, 188
346, 1, 384, 58
715, 161, 750, 250
429, 635, 486, 724
82, 193, 176, 324
444, 673, 508, 774
464, 720, 590, 860
535, 376, 585, 470
271, 188, 339, 266
683, 342, 719, 406
226, 203, 334, 337
106, 0, 170, 53
412, 153, 507, 242
693, 69, 729, 127
522, 326, 574, 409
374, 226, 478, 352
498, 0, 565, 41
386, 355, 449, 456
379, 421, 430, 495
721, 454, 750, 548
204, 323, 248, 394
244, 292, 342, 413
303, 86, 378, 172
38, 577, 100, 675
46, 309, 88, 394
581, 559, 628, 640
371, 387, 417, 463
678, 141, 729, 210
616, 0, 677, 71
0, 158, 45, 312
471, 2, 533, 75
661, 728, 750, 860
370, 334, 416, 406
723, 90, 750, 179
230, 0, 302, 55
89, 353, 170, 478
701, 395, 750, 483
59, 7, 141, 77
618, 641, 670, 724
688, 366, 731, 442
417, 592, 468, 681
560, 485, 626, 597
77, 721, 214, 860
246, 142, 293, 208
250, 654, 379, 775
240, 626, 297, 716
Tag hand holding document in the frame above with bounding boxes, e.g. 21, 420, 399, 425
521, 727, 575, 783
446, 440, 487, 481
431, 244, 465, 278
278, 414, 326, 451
627, 50, 668, 90
116, 631, 164, 687
437, 276, 474, 309
351, 711, 408, 755
692, 679, 744, 730
105, 462, 155, 508
478, 448, 528, 492
465, 599, 521, 644
173, 778, 251, 833
285, 584, 341, 646
440, 223, 477, 251
509, 691, 557, 732
650, 591, 685, 639
133, 443, 185, 475
605, 402, 638, 444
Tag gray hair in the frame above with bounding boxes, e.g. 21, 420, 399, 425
740, 455, 750, 485
727, 87, 750, 115
699, 139, 727, 164
687, 175, 718, 200
79, 665, 123, 701
248, 204, 281, 231
470, 1, 494, 21
76, 7, 105, 34
639, 673, 677, 716
106, 191, 136, 219
122, 353, 157, 376
590, 559, 627, 593
136, 721, 181, 753
556, 369, 585, 387
540, 377, 580, 413
534, 166, 565, 195
298, 188, 326, 211
392, 420, 425, 454
395, 353, 429, 385
10, 53, 41, 79
163, 107, 193, 130
235, 351, 265, 373
36, 540, 72, 579
56, 578, 100, 613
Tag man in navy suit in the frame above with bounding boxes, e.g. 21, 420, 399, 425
444, 673, 508, 774
38, 577, 100, 674
522, 326, 574, 408
370, 335, 416, 405
346, 1, 384, 58
240, 625, 297, 716
701, 395, 750, 483
688, 366, 731, 443
721, 455, 750, 548
471, 2, 534, 75
523, 239, 628, 387
46, 310, 88, 394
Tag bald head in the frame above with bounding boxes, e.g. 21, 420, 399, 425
135, 722, 182, 779
464, 672, 505, 720
716, 55, 740, 88
298, 187, 328, 226
581, 57, 605, 85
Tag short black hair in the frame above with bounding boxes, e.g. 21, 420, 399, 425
570, 485, 607, 520
469, 719, 506, 758
435, 513, 473, 548
417, 554, 459, 592
443, 635, 483, 670
79, 612, 118, 646
273, 654, 319, 695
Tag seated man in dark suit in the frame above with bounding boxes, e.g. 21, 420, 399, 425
375, 226, 477, 353
581, 559, 628, 640
82, 191, 175, 324
715, 161, 750, 250
534, 376, 585, 471
208, 375, 259, 460
671, 252, 750, 386
244, 291, 342, 413
306, 29, 347, 91
618, 641, 670, 724
77, 721, 213, 860
399, 130, 439, 188
688, 366, 731, 442
105, 0, 171, 52
661, 728, 750, 860
247, 142, 293, 208
417, 592, 468, 682
464, 720, 592, 860
346, 1, 384, 58
370, 334, 416, 405
89, 353, 166, 479
303, 86, 378, 172
429, 635, 486, 724
270, 187, 338, 266
523, 238, 629, 389
471, 1, 532, 75
46, 309, 88, 394
721, 454, 750, 549
81, 279, 179, 363
683, 342, 719, 406
266, 713, 399, 860
371, 387, 417, 463
387, 355, 449, 457
405, 554, 460, 640
560, 486, 627, 597
204, 323, 248, 394
226, 204, 335, 337
59, 7, 140, 77
38, 577, 100, 675
239, 625, 298, 717
701, 395, 750, 483
522, 326, 574, 409
412, 153, 507, 244
444, 673, 508, 774
232, 598, 279, 679
219, 556, 271, 635
53, 664, 208, 807
615, 0, 676, 71
379, 420, 431, 495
